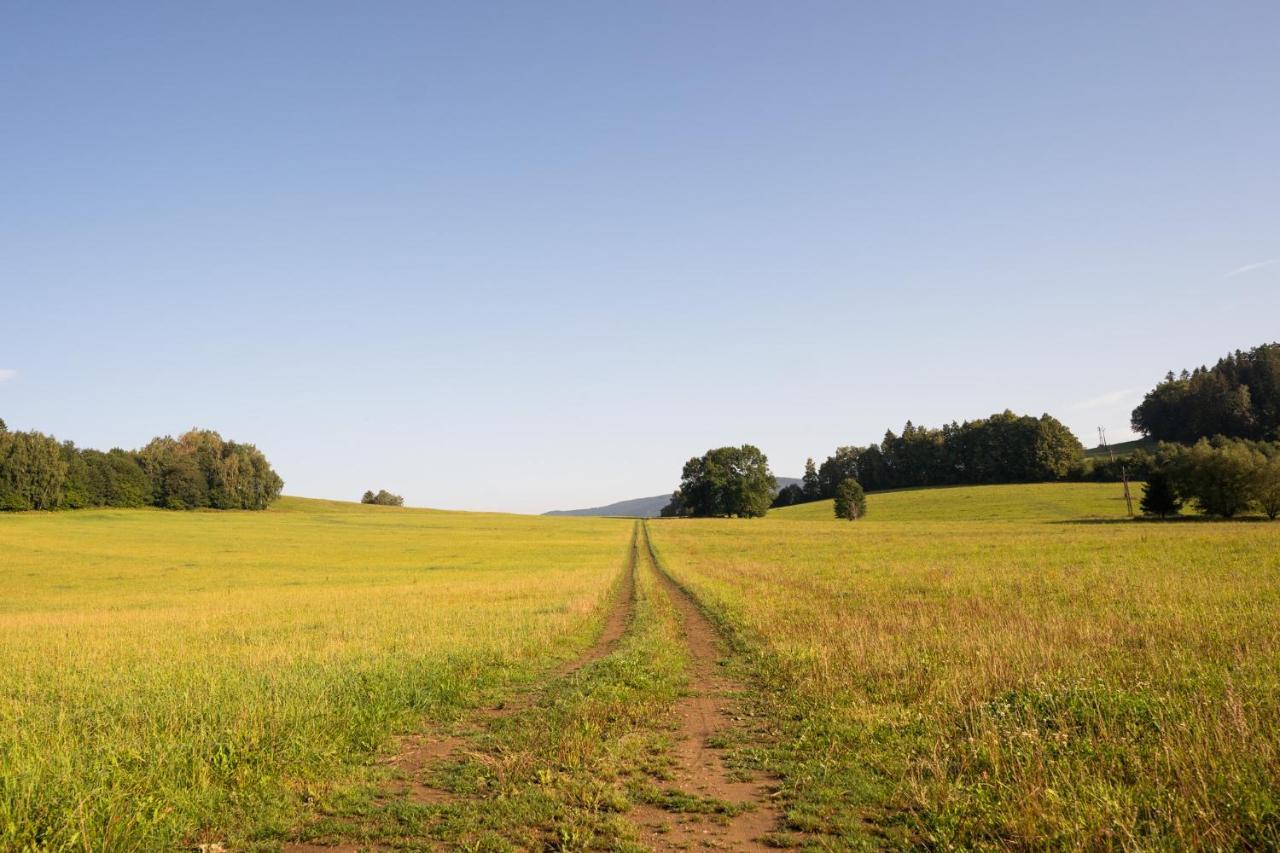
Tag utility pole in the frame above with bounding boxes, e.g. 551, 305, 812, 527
1099, 427, 1134, 517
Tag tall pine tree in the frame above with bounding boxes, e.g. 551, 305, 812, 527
802, 458, 821, 500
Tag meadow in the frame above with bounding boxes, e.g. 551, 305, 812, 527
0, 498, 631, 850
3, 483, 1278, 850
649, 483, 1280, 847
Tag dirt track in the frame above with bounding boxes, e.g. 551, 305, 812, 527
385, 532, 638, 806
630, 522, 782, 851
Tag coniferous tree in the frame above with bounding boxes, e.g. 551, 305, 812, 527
802, 458, 821, 500
833, 478, 867, 520
1133, 342, 1280, 442
1139, 471, 1182, 519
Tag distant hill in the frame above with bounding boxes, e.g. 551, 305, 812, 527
1084, 438, 1156, 459
546, 477, 802, 518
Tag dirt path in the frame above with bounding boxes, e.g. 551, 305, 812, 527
286, 534, 638, 846
384, 533, 638, 804
631, 522, 783, 851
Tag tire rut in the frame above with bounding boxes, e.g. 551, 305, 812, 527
285, 531, 639, 847
630, 522, 783, 851
384, 531, 638, 804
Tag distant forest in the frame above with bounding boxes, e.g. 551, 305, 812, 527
1132, 342, 1280, 443
774, 410, 1089, 508
0, 420, 283, 512
771, 341, 1280, 517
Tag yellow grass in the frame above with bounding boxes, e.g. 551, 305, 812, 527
650, 484, 1280, 846
0, 497, 631, 849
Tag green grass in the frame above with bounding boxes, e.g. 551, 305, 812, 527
0, 497, 632, 850
650, 482, 1280, 847
770, 481, 1136, 522
1084, 438, 1156, 459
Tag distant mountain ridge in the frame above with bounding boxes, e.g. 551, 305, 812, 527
545, 477, 802, 518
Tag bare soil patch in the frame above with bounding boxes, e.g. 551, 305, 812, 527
631, 524, 783, 851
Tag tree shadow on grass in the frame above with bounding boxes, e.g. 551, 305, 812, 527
1052, 515, 1277, 525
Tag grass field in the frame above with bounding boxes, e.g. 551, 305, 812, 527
650, 483, 1280, 847
4, 484, 1279, 849
0, 498, 632, 849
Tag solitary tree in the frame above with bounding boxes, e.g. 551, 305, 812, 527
666, 445, 776, 518
1139, 470, 1182, 519
833, 477, 867, 521
802, 458, 821, 500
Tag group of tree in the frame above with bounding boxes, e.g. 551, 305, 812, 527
774, 411, 1085, 509
361, 489, 404, 506
1139, 437, 1280, 520
771, 458, 822, 508
0, 419, 283, 512
1132, 342, 1280, 443
660, 445, 776, 518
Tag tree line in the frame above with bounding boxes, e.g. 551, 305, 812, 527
775, 410, 1085, 508
0, 418, 283, 512
1132, 342, 1280, 443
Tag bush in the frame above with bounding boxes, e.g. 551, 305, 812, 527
833, 478, 867, 520
362, 489, 404, 507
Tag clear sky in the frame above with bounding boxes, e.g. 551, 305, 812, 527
3, 2, 1278, 513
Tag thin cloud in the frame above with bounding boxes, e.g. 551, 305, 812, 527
0, 369, 16, 382
1224, 258, 1279, 278
1071, 388, 1138, 410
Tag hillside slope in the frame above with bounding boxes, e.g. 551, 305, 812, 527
769, 481, 1136, 522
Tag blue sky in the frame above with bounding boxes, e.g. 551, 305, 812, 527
3, 2, 1278, 512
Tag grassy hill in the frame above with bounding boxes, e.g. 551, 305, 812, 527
1084, 437, 1156, 458
770, 481, 1137, 522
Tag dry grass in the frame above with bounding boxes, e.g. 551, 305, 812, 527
650, 484, 1280, 847
0, 497, 631, 850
